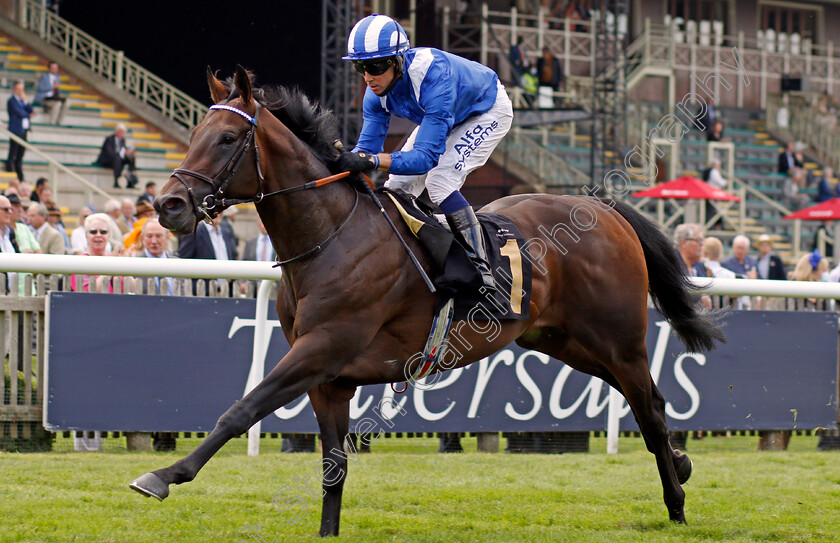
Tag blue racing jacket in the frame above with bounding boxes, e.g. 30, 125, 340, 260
353, 47, 499, 175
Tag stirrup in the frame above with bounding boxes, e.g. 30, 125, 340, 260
410, 298, 455, 383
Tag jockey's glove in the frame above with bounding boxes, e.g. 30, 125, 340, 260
337, 151, 378, 173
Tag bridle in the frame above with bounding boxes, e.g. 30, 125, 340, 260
171, 102, 266, 223
170, 101, 365, 266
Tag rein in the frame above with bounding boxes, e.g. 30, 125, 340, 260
171, 102, 375, 266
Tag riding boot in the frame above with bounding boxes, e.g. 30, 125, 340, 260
446, 207, 496, 292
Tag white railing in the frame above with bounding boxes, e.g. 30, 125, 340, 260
16, 0, 205, 130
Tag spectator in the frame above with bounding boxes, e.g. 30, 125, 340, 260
722, 235, 758, 279
103, 199, 127, 235
123, 200, 156, 251
706, 119, 726, 142
521, 67, 538, 109
29, 178, 48, 203
136, 181, 157, 206
221, 206, 240, 253
133, 218, 175, 296
18, 180, 32, 202
34, 62, 68, 125
755, 235, 786, 280
702, 158, 726, 189
674, 223, 712, 309
46, 206, 71, 250
509, 36, 529, 82
7, 194, 39, 254
814, 167, 836, 203
6, 81, 33, 181
114, 198, 136, 236
38, 187, 55, 210
241, 218, 274, 262
536, 47, 563, 106
754, 234, 786, 310
0, 195, 19, 255
783, 169, 811, 211
777, 141, 802, 175
563, 0, 589, 32
696, 102, 715, 135
702, 237, 736, 279
70, 213, 134, 293
70, 206, 93, 254
701, 159, 726, 229
704, 236, 755, 310
788, 249, 829, 310
95, 123, 138, 189
26, 203, 65, 255
178, 214, 237, 294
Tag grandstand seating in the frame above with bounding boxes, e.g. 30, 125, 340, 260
517, 104, 828, 264
0, 32, 260, 247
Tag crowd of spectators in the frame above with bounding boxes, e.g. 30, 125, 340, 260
0, 176, 273, 297
673, 224, 840, 312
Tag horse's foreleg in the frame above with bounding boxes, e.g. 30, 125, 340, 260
130, 336, 349, 500
308, 384, 354, 537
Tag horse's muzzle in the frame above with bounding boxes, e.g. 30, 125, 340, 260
155, 193, 196, 234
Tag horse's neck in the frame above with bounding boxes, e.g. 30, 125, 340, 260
256, 129, 356, 266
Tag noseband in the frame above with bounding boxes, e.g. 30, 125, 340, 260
171, 102, 266, 223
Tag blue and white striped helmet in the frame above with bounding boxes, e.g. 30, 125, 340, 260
343, 14, 410, 61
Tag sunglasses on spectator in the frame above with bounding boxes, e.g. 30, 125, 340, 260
88, 229, 109, 235
352, 57, 394, 76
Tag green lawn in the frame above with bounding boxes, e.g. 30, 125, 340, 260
1, 434, 839, 542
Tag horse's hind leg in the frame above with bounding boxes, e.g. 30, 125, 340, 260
308, 384, 355, 537
523, 331, 688, 523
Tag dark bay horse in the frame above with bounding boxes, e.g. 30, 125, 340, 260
130, 66, 725, 536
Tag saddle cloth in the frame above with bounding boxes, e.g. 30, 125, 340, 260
384, 189, 532, 321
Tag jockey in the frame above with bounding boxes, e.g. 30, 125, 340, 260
337, 14, 514, 293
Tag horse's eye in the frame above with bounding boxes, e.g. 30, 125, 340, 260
219, 134, 236, 146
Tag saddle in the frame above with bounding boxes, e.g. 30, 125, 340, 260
383, 189, 532, 322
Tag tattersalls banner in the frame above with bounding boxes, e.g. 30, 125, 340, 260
45, 292, 838, 432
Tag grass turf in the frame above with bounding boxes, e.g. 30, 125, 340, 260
1, 434, 839, 542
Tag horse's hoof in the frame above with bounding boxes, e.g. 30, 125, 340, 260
129, 472, 169, 501
675, 455, 693, 485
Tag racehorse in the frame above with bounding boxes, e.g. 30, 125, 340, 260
130, 65, 725, 536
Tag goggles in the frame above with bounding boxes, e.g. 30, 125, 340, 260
353, 57, 394, 76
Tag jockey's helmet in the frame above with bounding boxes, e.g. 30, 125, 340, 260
343, 14, 410, 61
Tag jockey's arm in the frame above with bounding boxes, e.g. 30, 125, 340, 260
373, 153, 391, 172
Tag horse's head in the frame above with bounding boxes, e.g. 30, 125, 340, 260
155, 65, 264, 233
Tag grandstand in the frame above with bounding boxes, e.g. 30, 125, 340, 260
0, 3, 261, 247
0, 0, 837, 260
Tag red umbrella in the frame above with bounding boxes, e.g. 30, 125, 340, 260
783, 198, 840, 220
631, 175, 741, 201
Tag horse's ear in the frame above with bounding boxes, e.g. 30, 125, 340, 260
206, 66, 228, 104
234, 64, 252, 106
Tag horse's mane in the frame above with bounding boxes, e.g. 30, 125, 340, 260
222, 75, 341, 169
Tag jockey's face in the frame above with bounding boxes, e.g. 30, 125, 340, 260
364, 64, 396, 96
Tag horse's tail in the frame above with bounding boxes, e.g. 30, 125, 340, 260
606, 198, 726, 352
